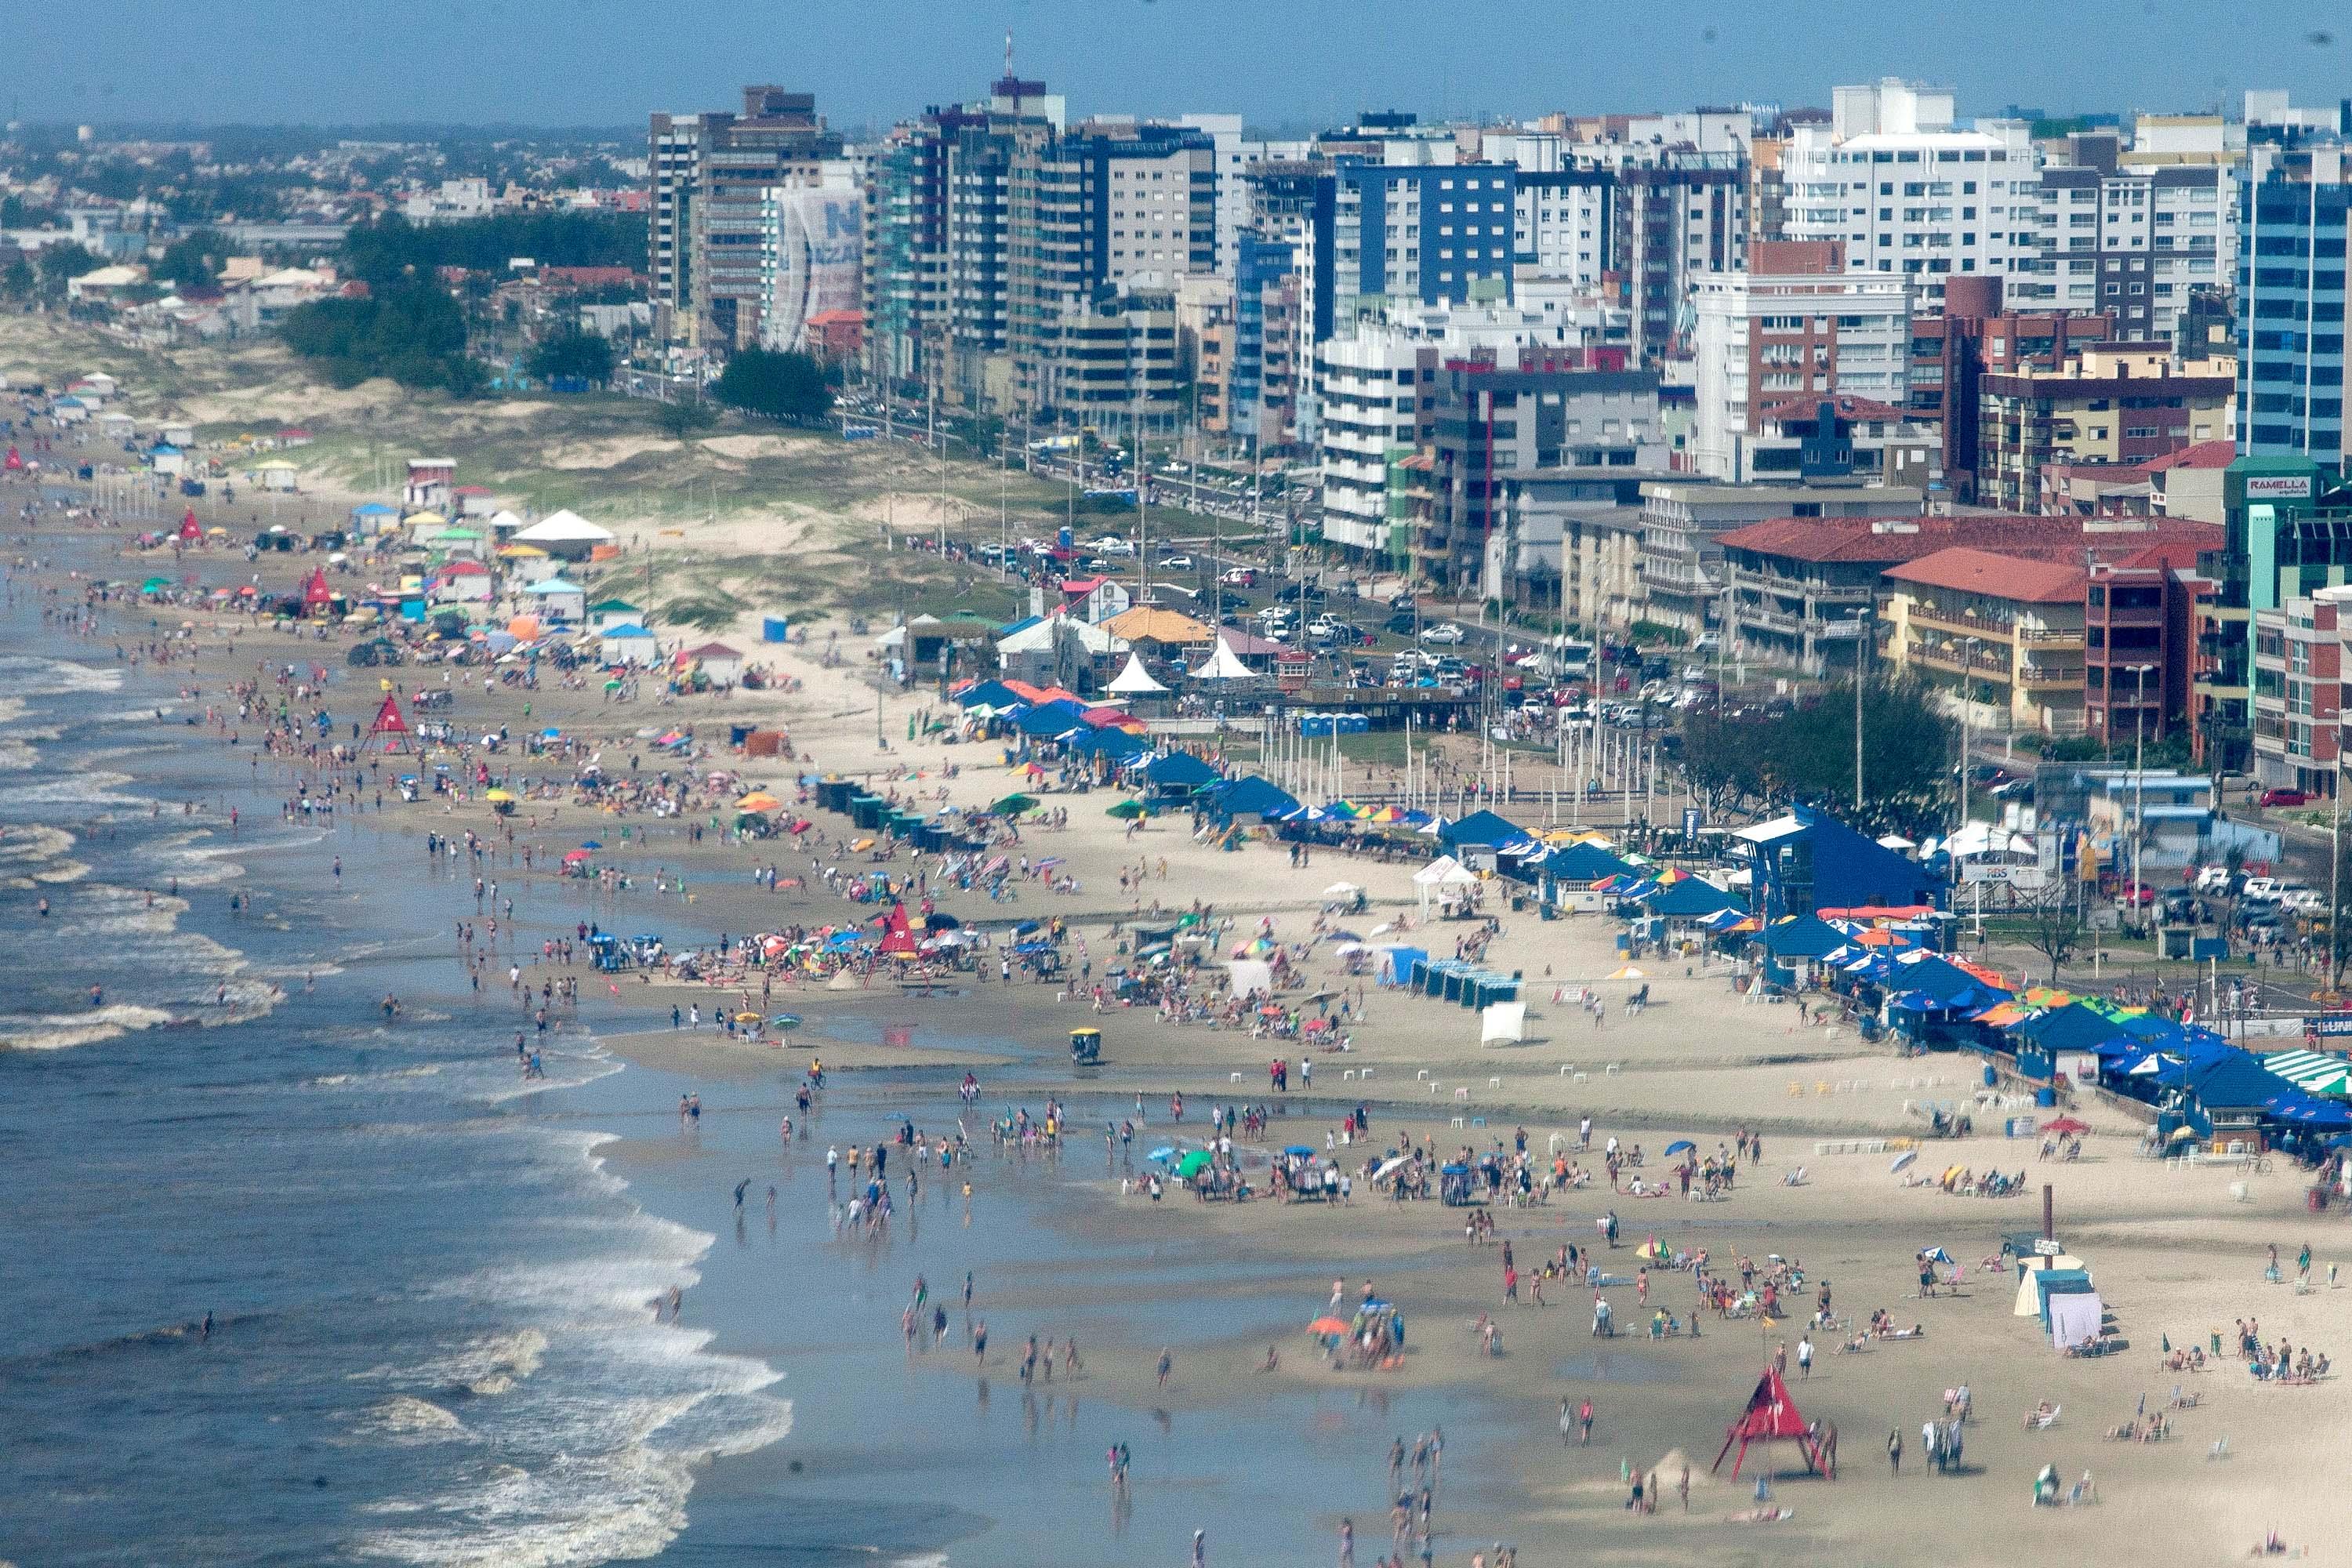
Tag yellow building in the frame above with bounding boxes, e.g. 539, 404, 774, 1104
1976, 347, 2234, 514
1879, 546, 2089, 735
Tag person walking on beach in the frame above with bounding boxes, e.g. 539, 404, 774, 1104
1156, 1347, 1174, 1390
1577, 1398, 1594, 1445
1887, 1428, 1903, 1475
1191, 1528, 1207, 1568
1338, 1518, 1353, 1568
1797, 1334, 1813, 1380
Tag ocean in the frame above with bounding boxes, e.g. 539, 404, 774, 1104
0, 579, 797, 1567
0, 553, 1515, 1566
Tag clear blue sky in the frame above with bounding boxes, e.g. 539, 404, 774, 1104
6, 0, 2344, 132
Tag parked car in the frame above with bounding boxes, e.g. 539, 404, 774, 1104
1385, 612, 1419, 635
2259, 788, 2310, 808
1159, 554, 1194, 571
2240, 877, 2281, 902
2193, 866, 2235, 894
1420, 622, 1468, 645
1220, 567, 1258, 588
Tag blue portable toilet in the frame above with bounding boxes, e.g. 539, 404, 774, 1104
762, 616, 789, 644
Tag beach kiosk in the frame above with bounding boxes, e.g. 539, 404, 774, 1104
1069, 1027, 1103, 1066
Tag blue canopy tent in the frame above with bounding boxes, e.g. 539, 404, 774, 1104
1013, 699, 1091, 739
957, 680, 1025, 711
1140, 750, 1221, 803
1544, 841, 1637, 882
2003, 1002, 2133, 1080
1880, 953, 2009, 1046
1756, 914, 1852, 960
1202, 775, 1301, 825
1439, 810, 1537, 855
2181, 1054, 2302, 1138
1642, 879, 1748, 920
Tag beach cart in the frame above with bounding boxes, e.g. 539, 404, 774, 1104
1069, 1027, 1102, 1066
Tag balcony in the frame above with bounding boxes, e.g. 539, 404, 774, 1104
1907, 601, 2082, 648
1739, 604, 1807, 637
2017, 664, 2087, 690
1908, 643, 2014, 681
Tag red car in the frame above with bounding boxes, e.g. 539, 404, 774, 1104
2260, 788, 2310, 808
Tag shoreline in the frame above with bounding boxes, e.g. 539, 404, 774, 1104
10, 496, 2352, 1564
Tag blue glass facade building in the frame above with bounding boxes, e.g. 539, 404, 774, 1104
2238, 175, 2350, 469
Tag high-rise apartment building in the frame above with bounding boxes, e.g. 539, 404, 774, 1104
2237, 149, 2350, 469
862, 74, 1062, 402
1607, 158, 1747, 365
1785, 78, 2036, 314
2009, 128, 2232, 344
647, 88, 844, 350
1005, 119, 1217, 419
1905, 275, 2116, 499
1302, 160, 1522, 346
1690, 240, 1912, 481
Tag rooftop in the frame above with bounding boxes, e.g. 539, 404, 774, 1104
1720, 512, 2220, 565
1885, 546, 2087, 604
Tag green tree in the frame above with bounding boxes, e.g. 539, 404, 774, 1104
528, 329, 615, 386
279, 283, 469, 389
1677, 677, 1954, 833
155, 229, 229, 289
0, 257, 33, 301
710, 348, 833, 423
652, 399, 716, 443
36, 243, 106, 301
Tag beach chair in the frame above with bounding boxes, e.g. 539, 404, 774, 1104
2024, 1405, 2060, 1431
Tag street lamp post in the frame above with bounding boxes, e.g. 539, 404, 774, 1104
1958, 636, 1982, 835
2122, 663, 2156, 928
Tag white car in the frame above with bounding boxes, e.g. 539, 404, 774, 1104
1419, 622, 1468, 645
1160, 554, 1194, 571
2193, 866, 2234, 894
2240, 877, 2280, 902
1091, 535, 1136, 557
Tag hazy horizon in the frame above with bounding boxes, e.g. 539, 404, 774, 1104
3, 0, 2343, 134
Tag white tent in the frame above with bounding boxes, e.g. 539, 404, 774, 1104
996, 614, 1124, 662
1944, 819, 2035, 860
2048, 1291, 2103, 1351
513, 510, 613, 544
1227, 959, 1274, 998
485, 508, 527, 534
1413, 853, 1481, 914
1480, 1000, 1527, 1044
1106, 654, 1168, 695
1190, 637, 1256, 681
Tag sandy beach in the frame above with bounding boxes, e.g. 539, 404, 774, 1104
11, 433, 2352, 1567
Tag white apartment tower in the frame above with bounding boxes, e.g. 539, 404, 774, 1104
1786, 78, 2036, 313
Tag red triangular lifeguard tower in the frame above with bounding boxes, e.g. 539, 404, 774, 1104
1712, 1367, 1835, 1479
302, 566, 334, 617
179, 509, 202, 543
368, 692, 412, 753
876, 900, 920, 956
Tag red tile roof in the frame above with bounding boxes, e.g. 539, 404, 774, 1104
1884, 546, 2086, 604
1752, 392, 1920, 425
2141, 439, 2237, 473
1719, 512, 2221, 566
